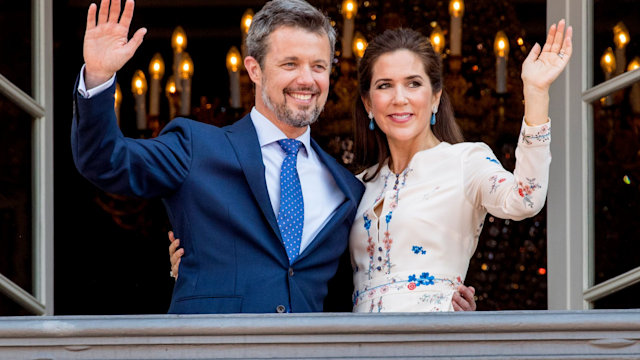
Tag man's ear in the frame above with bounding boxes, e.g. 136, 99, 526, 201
244, 56, 262, 86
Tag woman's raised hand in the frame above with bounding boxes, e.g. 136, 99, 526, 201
521, 19, 573, 93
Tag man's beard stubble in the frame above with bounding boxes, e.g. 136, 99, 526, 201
261, 80, 324, 128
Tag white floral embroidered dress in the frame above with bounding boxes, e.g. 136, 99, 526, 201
349, 120, 551, 312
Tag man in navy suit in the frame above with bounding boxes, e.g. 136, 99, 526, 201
73, 0, 476, 313
73, 0, 365, 314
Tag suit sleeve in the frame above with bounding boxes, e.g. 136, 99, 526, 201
463, 119, 551, 220
71, 75, 192, 198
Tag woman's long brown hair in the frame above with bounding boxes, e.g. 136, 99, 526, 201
354, 28, 464, 181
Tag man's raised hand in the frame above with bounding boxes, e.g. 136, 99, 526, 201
83, 0, 147, 88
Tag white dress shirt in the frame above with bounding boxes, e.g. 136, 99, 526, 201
250, 107, 345, 253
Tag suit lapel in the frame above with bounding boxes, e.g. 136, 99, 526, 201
225, 115, 282, 242
294, 139, 359, 264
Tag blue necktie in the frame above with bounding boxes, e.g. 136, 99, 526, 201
277, 139, 304, 263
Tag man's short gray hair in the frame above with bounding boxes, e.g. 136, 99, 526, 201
246, 0, 336, 67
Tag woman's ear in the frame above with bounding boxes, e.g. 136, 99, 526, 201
361, 95, 372, 114
432, 89, 443, 110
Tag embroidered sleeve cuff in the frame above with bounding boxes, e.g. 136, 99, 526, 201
519, 117, 551, 146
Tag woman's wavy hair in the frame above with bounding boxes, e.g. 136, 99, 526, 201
354, 28, 464, 181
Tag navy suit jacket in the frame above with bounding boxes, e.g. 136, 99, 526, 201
71, 79, 364, 314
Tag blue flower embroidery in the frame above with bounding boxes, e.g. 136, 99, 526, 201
385, 212, 393, 224
412, 246, 427, 255
407, 273, 435, 287
363, 214, 371, 230
419, 272, 435, 286
486, 156, 499, 164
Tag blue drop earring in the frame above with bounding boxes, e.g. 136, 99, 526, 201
431, 107, 438, 125
368, 111, 375, 130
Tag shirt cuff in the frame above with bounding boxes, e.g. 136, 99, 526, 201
77, 64, 116, 98
519, 117, 551, 146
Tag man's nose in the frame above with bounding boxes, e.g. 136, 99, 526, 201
296, 66, 314, 86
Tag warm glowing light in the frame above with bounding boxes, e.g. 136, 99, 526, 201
148, 53, 165, 79
352, 32, 367, 59
494, 30, 509, 57
517, 37, 524, 46
165, 76, 176, 96
241, 9, 254, 35
613, 21, 629, 49
171, 26, 187, 52
114, 82, 122, 107
226, 46, 242, 72
628, 57, 640, 71
448, 0, 464, 17
342, 0, 358, 20
600, 47, 616, 74
538, 268, 547, 275
131, 70, 147, 95
179, 53, 194, 79
481, 263, 488, 271
430, 25, 445, 54
623, 175, 631, 185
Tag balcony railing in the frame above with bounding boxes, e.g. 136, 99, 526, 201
1, 310, 640, 359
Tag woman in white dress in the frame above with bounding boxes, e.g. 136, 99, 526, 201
170, 21, 572, 313
349, 22, 571, 312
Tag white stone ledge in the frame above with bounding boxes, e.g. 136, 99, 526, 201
0, 310, 639, 359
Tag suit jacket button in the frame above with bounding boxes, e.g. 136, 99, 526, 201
288, 267, 294, 277
276, 305, 286, 313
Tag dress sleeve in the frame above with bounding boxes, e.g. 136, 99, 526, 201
463, 119, 551, 220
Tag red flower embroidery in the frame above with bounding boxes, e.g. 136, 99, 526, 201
408, 283, 416, 290
518, 188, 524, 197
498, 178, 506, 183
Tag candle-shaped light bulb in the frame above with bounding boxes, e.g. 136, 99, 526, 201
352, 32, 367, 60
600, 47, 616, 76
131, 70, 147, 130
178, 53, 193, 116
342, 0, 357, 19
241, 9, 254, 35
172, 26, 187, 53
179, 53, 194, 79
449, 0, 464, 17
165, 76, 177, 120
226, 46, 241, 73
448, 0, 464, 57
149, 53, 165, 79
628, 57, 640, 72
131, 70, 147, 95
494, 30, 509, 94
148, 53, 165, 117
613, 22, 629, 76
166, 77, 176, 96
226, 46, 242, 109
430, 25, 445, 54
494, 31, 509, 57
613, 22, 629, 49
341, 0, 358, 58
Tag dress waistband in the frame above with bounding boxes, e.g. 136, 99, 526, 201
352, 271, 462, 306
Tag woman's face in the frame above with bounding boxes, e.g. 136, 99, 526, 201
363, 49, 442, 148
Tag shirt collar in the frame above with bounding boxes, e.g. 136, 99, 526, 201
250, 107, 311, 157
